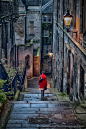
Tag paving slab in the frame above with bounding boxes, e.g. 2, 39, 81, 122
13, 104, 30, 108
11, 111, 37, 114
24, 93, 56, 98
10, 114, 39, 120
8, 120, 28, 124
6, 124, 21, 128
6, 128, 38, 129
31, 103, 48, 108
12, 107, 39, 112
48, 103, 70, 108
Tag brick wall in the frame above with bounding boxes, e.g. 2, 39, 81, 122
18, 45, 33, 78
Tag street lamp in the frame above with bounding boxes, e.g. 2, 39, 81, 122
48, 52, 53, 78
63, 9, 73, 31
48, 52, 53, 58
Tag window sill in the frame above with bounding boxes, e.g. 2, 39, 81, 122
29, 34, 35, 36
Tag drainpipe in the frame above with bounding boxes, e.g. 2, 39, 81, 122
25, 0, 26, 44
61, 0, 65, 92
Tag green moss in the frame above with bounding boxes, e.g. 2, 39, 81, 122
57, 92, 68, 97
18, 39, 33, 47
56, 92, 69, 101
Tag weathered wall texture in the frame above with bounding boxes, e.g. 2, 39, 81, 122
26, 12, 41, 42
15, 16, 25, 45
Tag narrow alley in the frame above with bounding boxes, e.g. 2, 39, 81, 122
0, 0, 86, 128
5, 77, 82, 129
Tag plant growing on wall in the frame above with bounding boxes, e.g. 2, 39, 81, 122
0, 79, 7, 92
0, 79, 7, 103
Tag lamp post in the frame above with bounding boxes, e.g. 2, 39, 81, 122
48, 52, 53, 77
62, 7, 73, 93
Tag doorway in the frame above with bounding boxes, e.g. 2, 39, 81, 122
80, 65, 84, 99
25, 55, 30, 68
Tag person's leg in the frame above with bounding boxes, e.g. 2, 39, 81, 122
43, 90, 44, 97
41, 90, 44, 100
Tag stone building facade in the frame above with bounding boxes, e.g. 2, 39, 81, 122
53, 0, 86, 100
0, 0, 19, 67
12, 0, 42, 78
0, 0, 41, 78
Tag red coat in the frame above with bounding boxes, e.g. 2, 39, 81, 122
38, 73, 47, 89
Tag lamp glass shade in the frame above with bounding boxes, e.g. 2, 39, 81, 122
63, 17, 72, 26
48, 52, 53, 57
63, 9, 73, 26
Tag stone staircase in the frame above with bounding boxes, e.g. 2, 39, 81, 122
6, 88, 83, 129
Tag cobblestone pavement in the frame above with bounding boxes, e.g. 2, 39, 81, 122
6, 77, 83, 129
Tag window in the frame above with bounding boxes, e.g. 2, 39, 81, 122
48, 15, 52, 23
44, 30, 49, 37
42, 15, 52, 23
42, 15, 47, 23
30, 21, 34, 34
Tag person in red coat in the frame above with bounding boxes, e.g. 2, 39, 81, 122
38, 71, 47, 100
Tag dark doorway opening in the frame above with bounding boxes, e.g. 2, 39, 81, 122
25, 55, 30, 68
80, 65, 84, 99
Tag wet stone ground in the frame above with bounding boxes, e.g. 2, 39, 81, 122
6, 77, 83, 129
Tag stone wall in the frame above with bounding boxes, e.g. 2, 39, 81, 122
53, 0, 86, 100
0, 26, 1, 59
0, 0, 19, 67
15, 16, 25, 45
26, 12, 41, 43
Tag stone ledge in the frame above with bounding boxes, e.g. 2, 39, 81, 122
14, 90, 20, 101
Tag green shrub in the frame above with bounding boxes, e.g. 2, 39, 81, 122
4, 91, 14, 96
0, 92, 7, 103
0, 79, 7, 88
4, 91, 15, 100
0, 79, 7, 92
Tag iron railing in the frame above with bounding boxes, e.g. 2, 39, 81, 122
0, 60, 26, 94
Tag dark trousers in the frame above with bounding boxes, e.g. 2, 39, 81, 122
41, 90, 44, 98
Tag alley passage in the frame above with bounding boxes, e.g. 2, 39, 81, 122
6, 78, 81, 129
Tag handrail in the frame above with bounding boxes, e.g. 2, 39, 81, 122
0, 59, 26, 92
56, 22, 86, 57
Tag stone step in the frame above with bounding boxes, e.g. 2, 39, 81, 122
24, 93, 56, 98
6, 91, 82, 129
10, 101, 70, 104
13, 103, 70, 108
6, 123, 83, 129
